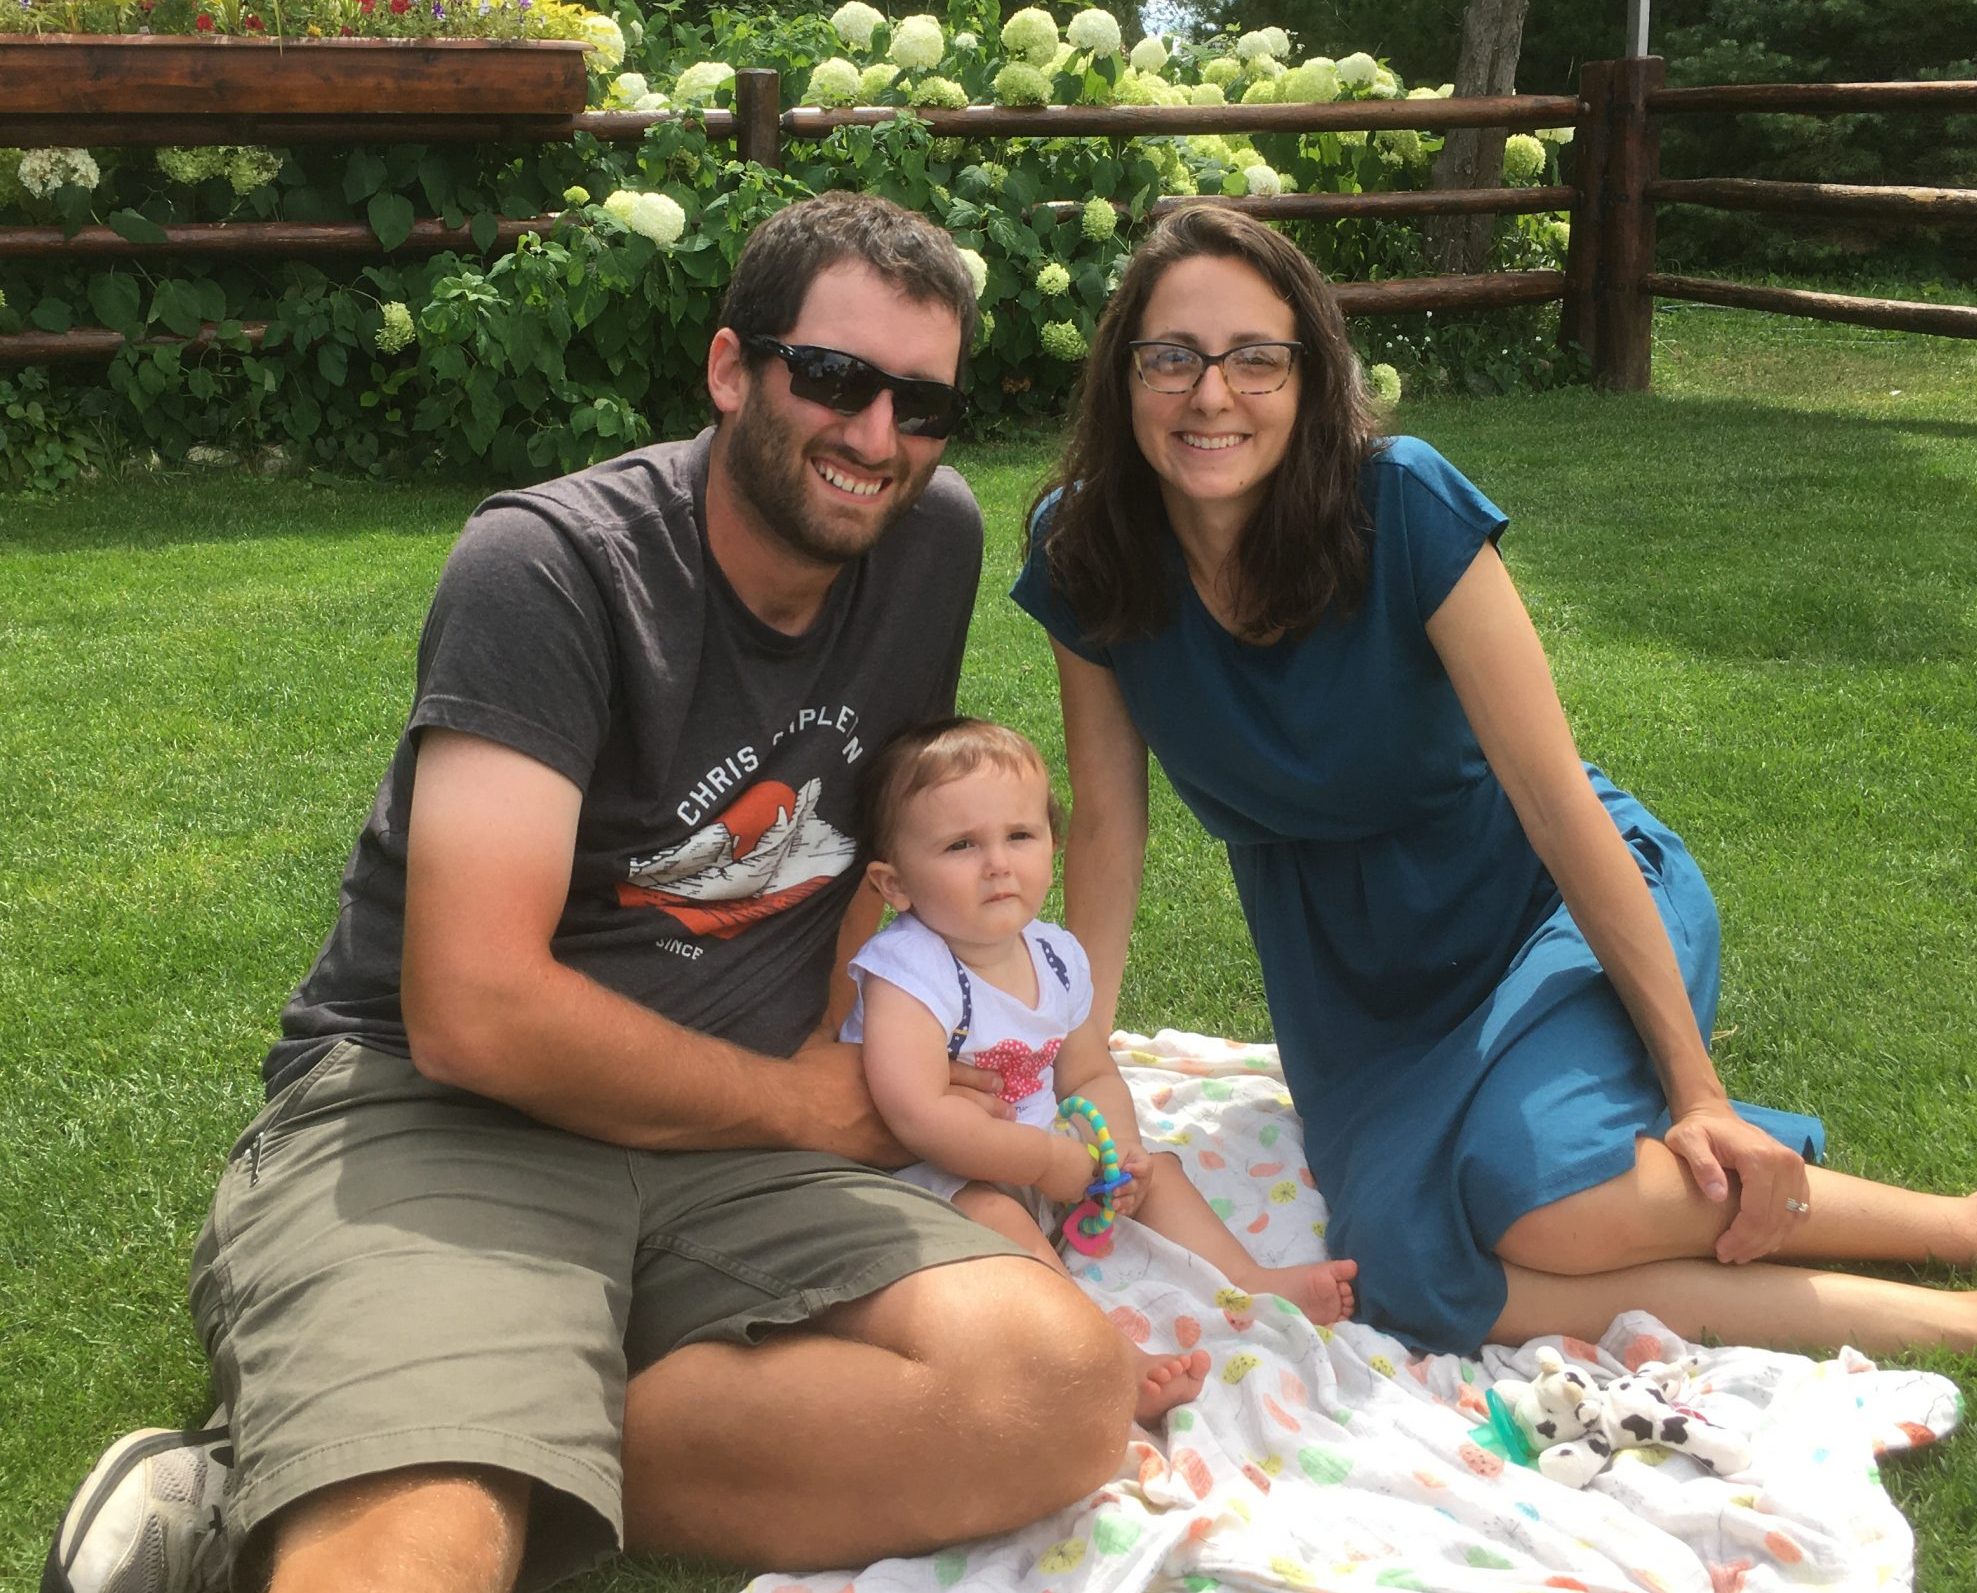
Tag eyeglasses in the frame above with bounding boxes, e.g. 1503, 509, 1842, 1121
1129, 340, 1303, 395
740, 333, 967, 440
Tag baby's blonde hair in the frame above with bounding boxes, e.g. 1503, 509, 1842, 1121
857, 717, 1064, 860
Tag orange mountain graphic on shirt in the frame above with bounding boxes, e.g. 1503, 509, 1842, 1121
617, 776, 855, 939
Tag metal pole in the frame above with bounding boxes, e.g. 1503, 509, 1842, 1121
1624, 0, 1650, 57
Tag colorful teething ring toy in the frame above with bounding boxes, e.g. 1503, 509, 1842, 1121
1056, 1095, 1132, 1256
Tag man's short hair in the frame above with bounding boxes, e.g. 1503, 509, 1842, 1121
722, 191, 978, 378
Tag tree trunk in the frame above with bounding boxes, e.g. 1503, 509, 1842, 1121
1423, 0, 1532, 274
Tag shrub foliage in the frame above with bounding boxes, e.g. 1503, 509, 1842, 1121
0, 1, 1573, 489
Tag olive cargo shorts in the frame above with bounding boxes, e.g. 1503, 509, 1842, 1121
190, 1040, 1018, 1590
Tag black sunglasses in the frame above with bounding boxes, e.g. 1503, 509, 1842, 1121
740, 333, 967, 440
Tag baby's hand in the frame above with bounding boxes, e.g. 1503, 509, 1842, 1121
1040, 1132, 1100, 1205
1109, 1147, 1155, 1220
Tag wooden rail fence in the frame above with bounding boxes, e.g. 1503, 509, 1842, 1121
0, 59, 1972, 388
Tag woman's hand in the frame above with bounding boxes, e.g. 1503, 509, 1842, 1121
1664, 1102, 1811, 1264
1108, 1147, 1156, 1220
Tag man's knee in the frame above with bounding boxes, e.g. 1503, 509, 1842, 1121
942, 1264, 1137, 1467
263, 1466, 529, 1593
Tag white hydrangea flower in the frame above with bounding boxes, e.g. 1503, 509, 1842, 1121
1000, 7, 1059, 65
633, 91, 669, 111
1235, 30, 1271, 61
1066, 8, 1121, 56
953, 30, 978, 50
1080, 195, 1117, 240
628, 191, 687, 244
1251, 56, 1285, 80
672, 61, 735, 103
1035, 261, 1071, 296
804, 57, 864, 106
1371, 66, 1401, 97
1113, 70, 1161, 105
907, 75, 969, 107
992, 62, 1052, 105
829, 0, 884, 48
1502, 132, 1547, 183
954, 246, 989, 299
577, 13, 625, 72
1240, 80, 1277, 103
860, 62, 900, 98
1201, 57, 1240, 87
607, 71, 649, 105
1188, 81, 1226, 106
1129, 35, 1167, 73
1542, 217, 1571, 254
156, 147, 228, 185
17, 148, 102, 197
1040, 319, 1087, 361
1334, 51, 1377, 90
890, 15, 946, 70
226, 147, 284, 196
1280, 58, 1340, 103
1259, 25, 1291, 58
1242, 163, 1282, 196
601, 188, 686, 245
1406, 85, 1439, 99
1365, 362, 1401, 404
1373, 127, 1424, 170
563, 185, 592, 205
374, 301, 417, 354
1538, 123, 1575, 145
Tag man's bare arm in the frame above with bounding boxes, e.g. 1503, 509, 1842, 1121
400, 728, 908, 1160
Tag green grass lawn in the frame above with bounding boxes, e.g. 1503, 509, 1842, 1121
3, 304, 1973, 1591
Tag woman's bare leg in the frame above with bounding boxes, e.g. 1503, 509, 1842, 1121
1493, 1257, 1977, 1356
1498, 1137, 1977, 1275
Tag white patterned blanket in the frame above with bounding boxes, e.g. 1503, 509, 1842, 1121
746, 1030, 1962, 1593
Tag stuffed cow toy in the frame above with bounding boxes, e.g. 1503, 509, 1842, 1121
1490, 1347, 1752, 1488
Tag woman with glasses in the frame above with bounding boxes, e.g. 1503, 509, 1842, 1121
1012, 205, 1977, 1359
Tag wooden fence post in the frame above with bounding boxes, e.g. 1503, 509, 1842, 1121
1593, 54, 1663, 390
1559, 59, 1614, 367
734, 68, 782, 169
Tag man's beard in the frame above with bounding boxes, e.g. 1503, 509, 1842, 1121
725, 386, 934, 568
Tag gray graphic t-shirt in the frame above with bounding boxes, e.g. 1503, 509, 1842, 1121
265, 430, 982, 1093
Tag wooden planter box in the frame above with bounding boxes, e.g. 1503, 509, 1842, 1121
0, 34, 591, 117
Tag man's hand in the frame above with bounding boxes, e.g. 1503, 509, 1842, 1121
1108, 1147, 1156, 1220
945, 1061, 1013, 1117
1664, 1102, 1810, 1264
788, 1042, 1014, 1168
1039, 1132, 1100, 1205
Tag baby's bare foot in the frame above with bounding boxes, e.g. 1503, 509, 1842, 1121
1135, 1348, 1210, 1424
1247, 1259, 1359, 1325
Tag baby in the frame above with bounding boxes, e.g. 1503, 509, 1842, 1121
841, 717, 1358, 1423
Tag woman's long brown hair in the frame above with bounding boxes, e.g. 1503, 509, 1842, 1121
1028, 206, 1382, 645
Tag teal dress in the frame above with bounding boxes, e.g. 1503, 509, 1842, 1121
1011, 437, 1822, 1353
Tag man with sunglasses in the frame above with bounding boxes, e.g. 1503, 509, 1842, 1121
46, 191, 1138, 1593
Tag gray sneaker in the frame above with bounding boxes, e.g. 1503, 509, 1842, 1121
42, 1420, 233, 1593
